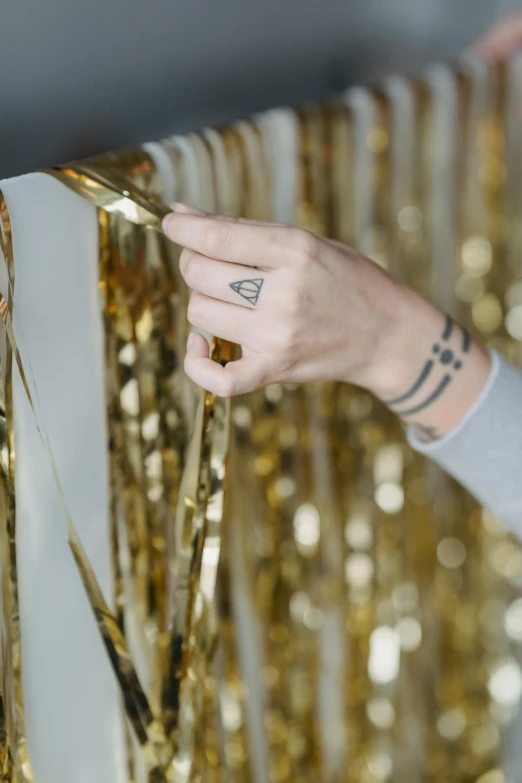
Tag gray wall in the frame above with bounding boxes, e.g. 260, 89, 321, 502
1, 0, 520, 179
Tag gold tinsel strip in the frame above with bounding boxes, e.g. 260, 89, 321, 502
2, 55, 522, 783
0, 168, 233, 780
0, 191, 33, 783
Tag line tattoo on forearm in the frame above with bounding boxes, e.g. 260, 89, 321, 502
384, 315, 454, 407
385, 360, 435, 406
394, 375, 452, 416
384, 314, 470, 420
461, 326, 470, 353
441, 314, 453, 340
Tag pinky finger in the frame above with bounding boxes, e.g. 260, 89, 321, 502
184, 332, 266, 397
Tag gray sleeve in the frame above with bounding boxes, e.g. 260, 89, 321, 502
407, 351, 522, 535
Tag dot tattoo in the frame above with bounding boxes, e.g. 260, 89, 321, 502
230, 278, 264, 305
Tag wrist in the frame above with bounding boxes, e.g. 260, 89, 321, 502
361, 287, 492, 438
362, 286, 443, 401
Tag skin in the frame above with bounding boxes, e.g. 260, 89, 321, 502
468, 10, 522, 62
162, 14, 522, 442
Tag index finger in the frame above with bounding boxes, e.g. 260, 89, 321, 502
162, 212, 289, 267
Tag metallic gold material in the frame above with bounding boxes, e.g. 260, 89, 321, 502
0, 191, 33, 783
2, 56, 522, 783
47, 163, 170, 227
0, 162, 233, 781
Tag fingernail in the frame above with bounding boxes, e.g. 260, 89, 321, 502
172, 203, 207, 216
162, 213, 175, 234
187, 332, 196, 350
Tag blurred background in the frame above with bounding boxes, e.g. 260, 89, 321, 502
1, 0, 522, 179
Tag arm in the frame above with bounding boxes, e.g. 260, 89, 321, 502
163, 206, 521, 530
468, 10, 522, 62
407, 352, 522, 530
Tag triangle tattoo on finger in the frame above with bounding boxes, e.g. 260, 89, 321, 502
230, 278, 264, 305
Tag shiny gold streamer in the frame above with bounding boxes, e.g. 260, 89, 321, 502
0, 168, 233, 781
0, 191, 33, 783
1, 55, 522, 783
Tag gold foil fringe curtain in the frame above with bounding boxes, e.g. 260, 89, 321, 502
1, 55, 522, 783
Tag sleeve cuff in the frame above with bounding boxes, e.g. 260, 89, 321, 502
406, 349, 500, 455
406, 349, 522, 532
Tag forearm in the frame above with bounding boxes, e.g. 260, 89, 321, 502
407, 352, 522, 532
363, 286, 522, 530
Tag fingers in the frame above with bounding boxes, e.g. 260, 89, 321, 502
163, 210, 295, 268
171, 202, 286, 228
185, 332, 266, 396
179, 248, 269, 309
470, 12, 522, 61
173, 204, 207, 216
187, 292, 258, 346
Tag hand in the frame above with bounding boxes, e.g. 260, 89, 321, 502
163, 205, 491, 440
469, 11, 522, 61
163, 205, 419, 396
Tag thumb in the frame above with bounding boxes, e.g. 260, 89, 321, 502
185, 333, 266, 397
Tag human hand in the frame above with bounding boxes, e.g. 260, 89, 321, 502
163, 205, 419, 398
469, 10, 522, 61
163, 205, 491, 439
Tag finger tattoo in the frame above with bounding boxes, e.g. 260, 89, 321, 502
230, 277, 264, 306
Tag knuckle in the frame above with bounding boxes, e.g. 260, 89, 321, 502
183, 254, 205, 289
284, 285, 305, 317
179, 249, 193, 279
203, 224, 230, 255
187, 294, 204, 325
276, 320, 299, 353
291, 229, 319, 266
220, 372, 237, 398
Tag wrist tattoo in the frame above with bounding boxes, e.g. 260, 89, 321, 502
384, 315, 469, 419
230, 277, 264, 305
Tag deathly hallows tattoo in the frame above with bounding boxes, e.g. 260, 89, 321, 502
230, 277, 264, 305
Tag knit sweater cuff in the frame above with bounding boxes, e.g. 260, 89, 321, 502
407, 350, 522, 534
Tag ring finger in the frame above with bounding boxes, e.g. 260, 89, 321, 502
187, 292, 259, 347
180, 248, 269, 309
